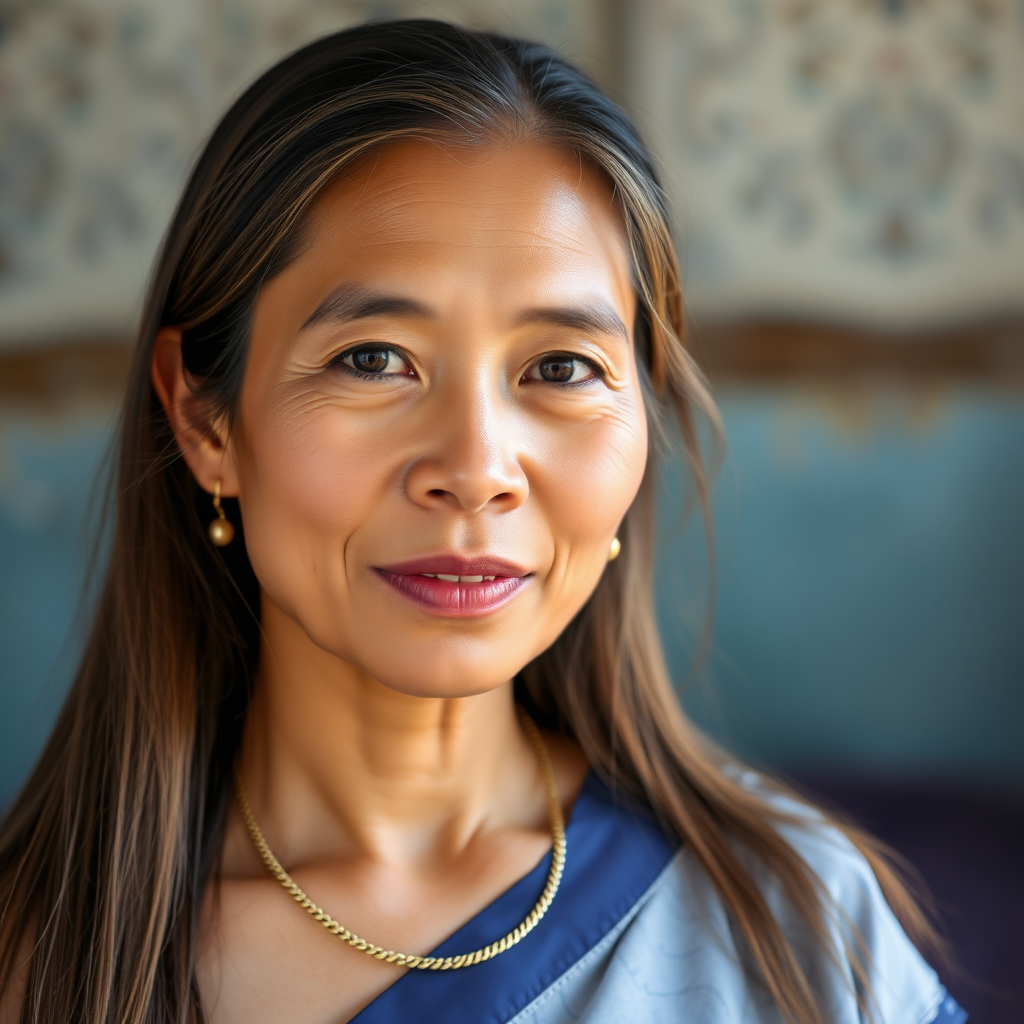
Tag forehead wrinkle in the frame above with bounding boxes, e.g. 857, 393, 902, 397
341, 167, 604, 239
334, 203, 607, 256
294, 140, 633, 321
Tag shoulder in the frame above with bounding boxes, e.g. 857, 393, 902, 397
512, 771, 956, 1024
726, 771, 951, 1023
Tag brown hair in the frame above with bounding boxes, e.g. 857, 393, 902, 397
0, 20, 938, 1024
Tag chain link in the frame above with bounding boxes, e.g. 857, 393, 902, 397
233, 709, 566, 970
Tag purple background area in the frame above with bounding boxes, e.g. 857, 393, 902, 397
797, 776, 1024, 1024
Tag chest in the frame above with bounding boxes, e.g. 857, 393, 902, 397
197, 834, 552, 1024
197, 880, 400, 1024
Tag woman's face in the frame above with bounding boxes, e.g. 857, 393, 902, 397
228, 140, 648, 697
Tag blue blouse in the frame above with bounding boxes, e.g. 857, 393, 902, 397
352, 772, 965, 1024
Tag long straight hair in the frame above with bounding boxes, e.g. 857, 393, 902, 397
0, 21, 937, 1024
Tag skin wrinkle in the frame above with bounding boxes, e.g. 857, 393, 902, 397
152, 139, 647, 1024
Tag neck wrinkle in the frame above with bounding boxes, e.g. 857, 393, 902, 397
238, 601, 538, 870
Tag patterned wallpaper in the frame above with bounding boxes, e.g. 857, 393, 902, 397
1, 0, 1022, 343
0, 0, 608, 345
629, 0, 1024, 326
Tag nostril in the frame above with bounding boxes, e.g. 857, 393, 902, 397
428, 488, 447, 498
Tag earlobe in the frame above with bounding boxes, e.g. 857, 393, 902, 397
150, 326, 240, 497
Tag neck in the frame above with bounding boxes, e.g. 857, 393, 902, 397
237, 599, 539, 869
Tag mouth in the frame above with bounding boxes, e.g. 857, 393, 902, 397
374, 555, 530, 618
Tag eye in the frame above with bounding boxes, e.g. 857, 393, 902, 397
334, 344, 413, 378
524, 353, 599, 386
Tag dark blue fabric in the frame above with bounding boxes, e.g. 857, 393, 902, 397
931, 992, 969, 1024
350, 772, 676, 1024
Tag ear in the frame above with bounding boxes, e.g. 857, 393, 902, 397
151, 327, 240, 498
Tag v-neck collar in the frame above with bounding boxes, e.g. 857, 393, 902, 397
350, 771, 676, 1024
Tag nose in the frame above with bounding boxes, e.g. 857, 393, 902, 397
403, 383, 529, 515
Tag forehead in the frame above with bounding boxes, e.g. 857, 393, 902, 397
293, 139, 633, 306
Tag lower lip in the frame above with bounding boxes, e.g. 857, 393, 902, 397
375, 571, 527, 617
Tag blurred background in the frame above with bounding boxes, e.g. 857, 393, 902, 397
1, 0, 1022, 1017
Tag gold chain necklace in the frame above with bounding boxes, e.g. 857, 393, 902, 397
233, 710, 566, 970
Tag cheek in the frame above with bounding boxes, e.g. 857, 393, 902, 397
232, 401, 395, 606
514, 390, 647, 659
535, 391, 648, 559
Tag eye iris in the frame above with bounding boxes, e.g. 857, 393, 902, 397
352, 348, 390, 374
539, 357, 576, 382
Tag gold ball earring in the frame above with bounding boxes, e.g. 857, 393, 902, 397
208, 479, 235, 547
608, 537, 621, 562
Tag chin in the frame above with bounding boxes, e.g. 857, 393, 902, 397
379, 675, 511, 700
356, 647, 524, 699
309, 632, 528, 699
298, 604, 553, 699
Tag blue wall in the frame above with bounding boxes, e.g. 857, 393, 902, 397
2, 387, 1023, 809
0, 406, 114, 808
659, 388, 1024, 789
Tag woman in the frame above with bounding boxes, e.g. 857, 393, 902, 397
0, 21, 963, 1024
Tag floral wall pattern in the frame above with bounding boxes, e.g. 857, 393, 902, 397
1, 0, 1022, 342
0, 0, 609, 344
628, 0, 1024, 326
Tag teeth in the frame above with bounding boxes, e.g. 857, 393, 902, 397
423, 573, 499, 583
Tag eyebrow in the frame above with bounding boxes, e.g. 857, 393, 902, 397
514, 303, 629, 344
302, 286, 629, 344
301, 285, 435, 330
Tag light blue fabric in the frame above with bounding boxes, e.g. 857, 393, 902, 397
510, 779, 948, 1024
351, 770, 959, 1024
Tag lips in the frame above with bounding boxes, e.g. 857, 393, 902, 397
374, 555, 530, 617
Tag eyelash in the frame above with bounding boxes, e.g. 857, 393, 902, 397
329, 345, 604, 386
523, 352, 604, 388
330, 344, 414, 381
